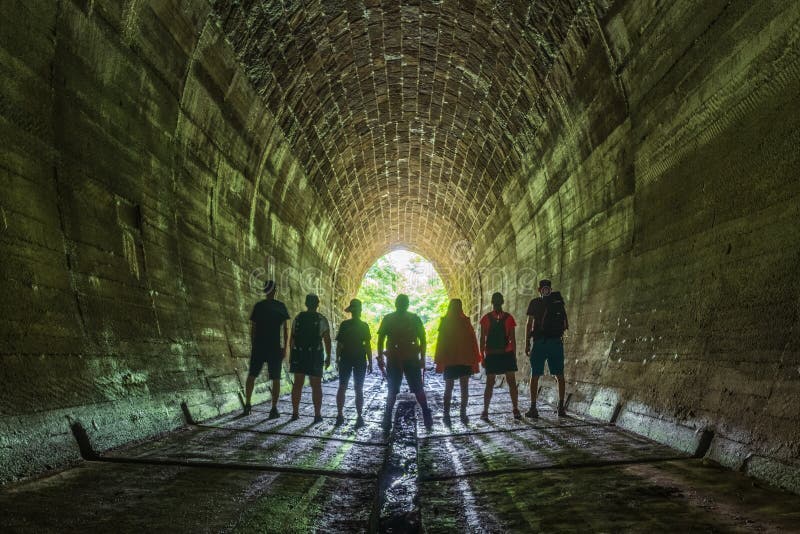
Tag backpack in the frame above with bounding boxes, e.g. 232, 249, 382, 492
486, 312, 508, 351
390, 312, 418, 346
540, 292, 567, 339
293, 311, 322, 351
338, 320, 367, 360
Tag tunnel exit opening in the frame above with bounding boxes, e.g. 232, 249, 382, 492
355, 250, 450, 356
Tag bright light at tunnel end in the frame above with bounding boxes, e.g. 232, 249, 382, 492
245, 243, 550, 317
356, 249, 450, 354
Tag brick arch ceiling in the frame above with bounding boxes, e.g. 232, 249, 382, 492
337, 206, 472, 291
213, 0, 594, 287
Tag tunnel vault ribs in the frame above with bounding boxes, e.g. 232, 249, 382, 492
211, 0, 602, 284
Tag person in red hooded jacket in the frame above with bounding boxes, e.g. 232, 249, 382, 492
434, 299, 482, 425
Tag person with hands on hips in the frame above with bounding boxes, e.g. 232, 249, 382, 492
376, 294, 434, 431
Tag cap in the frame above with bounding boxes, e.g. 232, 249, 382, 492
538, 279, 552, 289
344, 298, 362, 313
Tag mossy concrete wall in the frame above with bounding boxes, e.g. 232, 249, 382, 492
1, 0, 798, 493
486, 0, 800, 493
0, 0, 343, 484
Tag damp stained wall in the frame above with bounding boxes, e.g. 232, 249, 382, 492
1, 0, 798, 492
0, 0, 343, 483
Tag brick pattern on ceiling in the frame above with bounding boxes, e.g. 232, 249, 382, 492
213, 0, 605, 275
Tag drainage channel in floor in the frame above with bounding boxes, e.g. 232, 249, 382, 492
373, 397, 421, 533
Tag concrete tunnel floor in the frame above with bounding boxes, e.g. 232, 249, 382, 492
1, 369, 799, 533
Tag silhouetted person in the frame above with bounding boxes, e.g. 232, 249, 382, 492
434, 299, 481, 425
525, 279, 569, 418
289, 294, 332, 424
244, 280, 290, 418
335, 298, 372, 427
480, 292, 521, 421
377, 294, 433, 430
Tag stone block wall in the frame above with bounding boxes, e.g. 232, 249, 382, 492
0, 0, 342, 484
1, 0, 798, 494
482, 0, 800, 493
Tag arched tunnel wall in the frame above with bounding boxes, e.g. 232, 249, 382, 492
0, 0, 345, 483
1, 0, 798, 492
475, 1, 800, 491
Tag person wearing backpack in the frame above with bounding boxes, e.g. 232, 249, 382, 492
434, 298, 482, 425
376, 294, 434, 431
289, 294, 332, 424
479, 292, 521, 421
244, 280, 290, 418
525, 279, 569, 418
334, 298, 372, 427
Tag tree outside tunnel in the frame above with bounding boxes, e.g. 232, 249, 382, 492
356, 250, 449, 356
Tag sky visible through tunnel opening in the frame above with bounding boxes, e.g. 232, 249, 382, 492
356, 250, 449, 355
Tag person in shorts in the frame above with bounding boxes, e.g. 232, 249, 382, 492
525, 279, 569, 418
434, 298, 481, 425
289, 294, 331, 424
245, 280, 290, 418
479, 292, 521, 421
376, 294, 433, 430
335, 298, 372, 427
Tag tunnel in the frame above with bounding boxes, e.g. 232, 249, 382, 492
1, 0, 799, 531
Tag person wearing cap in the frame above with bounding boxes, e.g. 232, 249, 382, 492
479, 292, 521, 421
334, 298, 373, 427
525, 279, 569, 418
376, 294, 434, 430
434, 298, 482, 425
244, 280, 290, 418
288, 294, 332, 424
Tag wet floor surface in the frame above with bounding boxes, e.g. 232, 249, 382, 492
1, 370, 799, 533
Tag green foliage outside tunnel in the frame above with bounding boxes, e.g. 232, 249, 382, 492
356, 251, 449, 357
